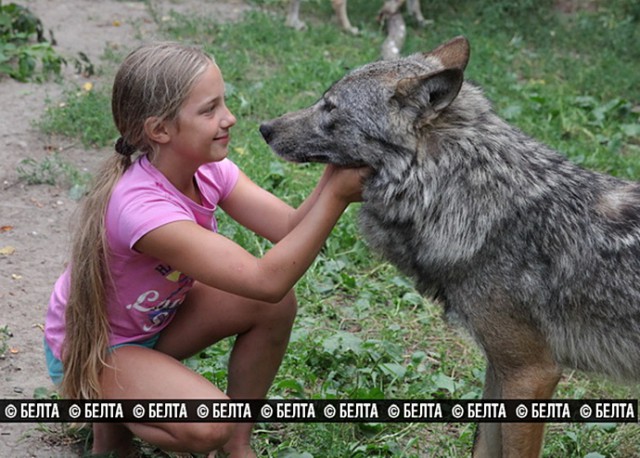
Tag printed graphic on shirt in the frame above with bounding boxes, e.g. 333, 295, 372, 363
166, 270, 182, 282
155, 264, 173, 276
125, 268, 194, 332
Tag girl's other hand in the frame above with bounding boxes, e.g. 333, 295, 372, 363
325, 164, 371, 203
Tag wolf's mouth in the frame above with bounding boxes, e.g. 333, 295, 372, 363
277, 151, 366, 168
282, 153, 331, 164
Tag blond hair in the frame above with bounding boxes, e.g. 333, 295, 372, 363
61, 42, 214, 399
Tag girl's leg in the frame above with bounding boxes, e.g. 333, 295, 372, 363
91, 423, 133, 457
95, 345, 234, 455
155, 283, 298, 457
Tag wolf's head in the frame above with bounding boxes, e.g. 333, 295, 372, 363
260, 36, 471, 169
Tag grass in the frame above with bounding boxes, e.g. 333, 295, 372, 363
33, 0, 640, 456
38, 84, 118, 149
0, 325, 11, 357
16, 152, 92, 201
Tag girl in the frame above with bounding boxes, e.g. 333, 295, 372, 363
44, 42, 367, 457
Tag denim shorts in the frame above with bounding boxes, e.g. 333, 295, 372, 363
44, 334, 160, 385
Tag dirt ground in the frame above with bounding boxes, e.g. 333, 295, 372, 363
0, 1, 250, 456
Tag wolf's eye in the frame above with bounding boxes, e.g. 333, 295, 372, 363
323, 99, 337, 112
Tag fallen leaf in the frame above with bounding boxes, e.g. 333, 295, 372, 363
0, 246, 16, 256
11, 274, 22, 280
0, 225, 13, 233
33, 324, 45, 332
112, 19, 121, 27
83, 82, 93, 92
9, 348, 19, 354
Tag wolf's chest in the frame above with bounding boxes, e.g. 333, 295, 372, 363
358, 187, 492, 288
358, 205, 427, 275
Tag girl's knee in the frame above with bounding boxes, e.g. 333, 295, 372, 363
253, 291, 296, 343
268, 290, 298, 334
260, 290, 297, 323
281, 290, 298, 322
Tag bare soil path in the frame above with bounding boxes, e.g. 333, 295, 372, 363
0, 1, 249, 455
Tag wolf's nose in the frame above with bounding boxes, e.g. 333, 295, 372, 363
259, 123, 273, 143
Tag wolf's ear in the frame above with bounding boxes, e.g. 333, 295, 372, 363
394, 68, 464, 122
426, 36, 470, 71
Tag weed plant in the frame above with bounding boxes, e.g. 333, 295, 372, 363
0, 325, 10, 357
36, 0, 639, 456
0, 1, 64, 81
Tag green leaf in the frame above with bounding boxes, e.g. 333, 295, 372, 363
432, 372, 457, 394
379, 362, 406, 380
621, 123, 640, 137
585, 422, 618, 432
277, 448, 314, 458
322, 331, 363, 355
33, 387, 51, 399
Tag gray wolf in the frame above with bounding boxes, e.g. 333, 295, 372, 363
260, 36, 640, 457
286, 0, 428, 34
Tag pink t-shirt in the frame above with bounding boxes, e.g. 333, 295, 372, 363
44, 155, 240, 359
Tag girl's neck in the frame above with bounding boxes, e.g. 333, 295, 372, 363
148, 152, 202, 204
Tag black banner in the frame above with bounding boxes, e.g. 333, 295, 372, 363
0, 399, 637, 423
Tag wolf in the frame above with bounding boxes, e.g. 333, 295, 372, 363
259, 36, 640, 457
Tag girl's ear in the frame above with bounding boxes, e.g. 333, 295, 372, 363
144, 117, 171, 145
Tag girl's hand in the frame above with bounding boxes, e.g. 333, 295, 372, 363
325, 164, 371, 203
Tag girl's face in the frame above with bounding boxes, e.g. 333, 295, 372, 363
167, 63, 237, 164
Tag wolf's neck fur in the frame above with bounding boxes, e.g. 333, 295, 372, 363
359, 93, 617, 296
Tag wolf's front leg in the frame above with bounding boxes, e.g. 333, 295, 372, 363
470, 308, 562, 457
472, 362, 502, 457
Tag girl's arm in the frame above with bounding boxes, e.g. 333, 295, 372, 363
219, 165, 336, 243
134, 165, 367, 303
